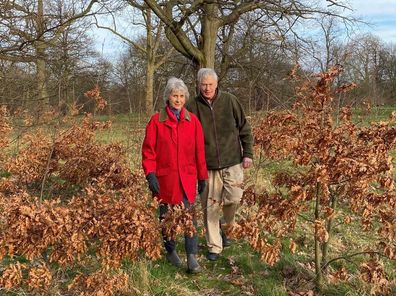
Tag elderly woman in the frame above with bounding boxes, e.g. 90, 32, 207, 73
142, 77, 208, 273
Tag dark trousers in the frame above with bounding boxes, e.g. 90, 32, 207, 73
159, 197, 198, 255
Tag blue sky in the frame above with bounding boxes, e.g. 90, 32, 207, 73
349, 0, 396, 43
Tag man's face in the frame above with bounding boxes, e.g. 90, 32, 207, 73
199, 75, 218, 100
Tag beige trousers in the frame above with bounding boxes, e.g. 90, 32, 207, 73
200, 163, 244, 254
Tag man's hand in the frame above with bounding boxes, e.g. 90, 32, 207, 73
146, 172, 160, 194
242, 157, 253, 169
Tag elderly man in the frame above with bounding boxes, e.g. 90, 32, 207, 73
186, 68, 253, 261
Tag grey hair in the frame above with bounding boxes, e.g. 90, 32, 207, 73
163, 77, 190, 104
197, 68, 218, 84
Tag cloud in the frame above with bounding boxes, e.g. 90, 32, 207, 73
349, 0, 396, 16
348, 0, 396, 43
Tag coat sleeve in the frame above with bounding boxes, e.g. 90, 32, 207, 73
194, 116, 208, 180
231, 96, 254, 159
142, 116, 158, 176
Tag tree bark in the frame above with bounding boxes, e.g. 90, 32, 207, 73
146, 61, 155, 114
314, 182, 323, 290
200, 3, 220, 68
321, 192, 337, 270
36, 0, 49, 109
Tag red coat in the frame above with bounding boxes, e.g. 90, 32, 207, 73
142, 106, 208, 204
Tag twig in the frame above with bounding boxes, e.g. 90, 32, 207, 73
321, 251, 385, 270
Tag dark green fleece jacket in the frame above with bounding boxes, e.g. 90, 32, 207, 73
186, 90, 253, 170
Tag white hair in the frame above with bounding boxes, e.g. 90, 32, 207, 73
163, 77, 190, 104
197, 68, 218, 84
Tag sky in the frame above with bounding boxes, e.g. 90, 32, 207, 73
348, 0, 396, 44
92, 0, 396, 60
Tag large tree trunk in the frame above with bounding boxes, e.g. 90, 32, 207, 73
201, 4, 220, 68
145, 62, 155, 115
36, 47, 49, 109
145, 8, 155, 115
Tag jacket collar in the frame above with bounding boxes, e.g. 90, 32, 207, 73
159, 106, 191, 122
199, 89, 221, 105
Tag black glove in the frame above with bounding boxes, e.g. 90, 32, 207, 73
198, 180, 207, 194
146, 172, 160, 194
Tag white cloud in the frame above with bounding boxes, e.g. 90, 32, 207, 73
349, 0, 396, 16
347, 0, 396, 43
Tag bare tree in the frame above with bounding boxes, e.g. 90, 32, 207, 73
0, 61, 36, 109
343, 34, 386, 105
95, 1, 174, 114
380, 43, 396, 104
299, 16, 346, 73
112, 46, 146, 114
47, 2, 97, 110
214, 13, 296, 112
141, 0, 352, 71
0, 0, 98, 111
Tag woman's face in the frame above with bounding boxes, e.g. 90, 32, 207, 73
168, 89, 186, 110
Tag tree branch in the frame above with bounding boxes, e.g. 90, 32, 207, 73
93, 15, 146, 54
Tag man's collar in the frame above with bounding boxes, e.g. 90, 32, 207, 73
200, 89, 220, 104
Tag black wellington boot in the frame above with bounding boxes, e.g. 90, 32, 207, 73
187, 254, 201, 274
166, 250, 182, 267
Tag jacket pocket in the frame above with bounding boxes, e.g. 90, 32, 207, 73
157, 167, 172, 176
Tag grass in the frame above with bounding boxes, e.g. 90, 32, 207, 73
92, 113, 149, 170
118, 239, 289, 296
352, 105, 395, 123
105, 200, 395, 296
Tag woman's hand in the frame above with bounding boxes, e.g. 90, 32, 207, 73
146, 172, 160, 194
